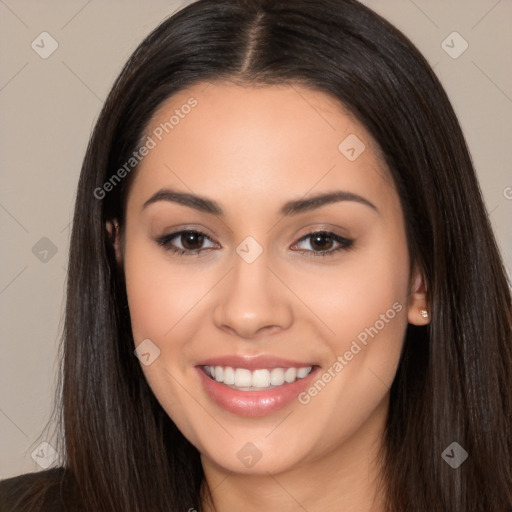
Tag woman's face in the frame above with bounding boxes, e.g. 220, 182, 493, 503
115, 81, 428, 475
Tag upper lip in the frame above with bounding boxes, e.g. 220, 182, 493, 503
195, 355, 318, 370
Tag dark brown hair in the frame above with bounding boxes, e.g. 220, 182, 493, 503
8, 0, 512, 510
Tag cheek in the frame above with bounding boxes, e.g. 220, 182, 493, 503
293, 226, 410, 350
123, 239, 207, 344
334, 225, 410, 388
309, 222, 411, 404
122, 239, 206, 432
292, 229, 410, 443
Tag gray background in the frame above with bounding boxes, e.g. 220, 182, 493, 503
0, 0, 511, 478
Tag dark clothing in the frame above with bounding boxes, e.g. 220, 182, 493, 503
0, 467, 83, 512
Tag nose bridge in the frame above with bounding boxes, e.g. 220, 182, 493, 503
232, 237, 271, 294
212, 236, 293, 337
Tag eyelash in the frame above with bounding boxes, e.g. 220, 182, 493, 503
156, 230, 354, 258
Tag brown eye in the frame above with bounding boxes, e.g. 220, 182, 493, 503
156, 230, 217, 256
180, 231, 205, 250
309, 233, 335, 251
292, 231, 353, 257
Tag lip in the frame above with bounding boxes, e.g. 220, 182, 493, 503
195, 364, 321, 417
195, 354, 318, 370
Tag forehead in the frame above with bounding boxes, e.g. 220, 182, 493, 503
128, 81, 394, 213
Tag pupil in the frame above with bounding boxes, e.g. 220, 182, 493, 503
311, 233, 333, 251
182, 232, 203, 250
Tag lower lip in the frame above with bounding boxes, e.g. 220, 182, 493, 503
195, 366, 320, 417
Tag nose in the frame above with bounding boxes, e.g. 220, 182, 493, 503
212, 247, 294, 339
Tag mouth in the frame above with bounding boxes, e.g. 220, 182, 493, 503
195, 363, 321, 416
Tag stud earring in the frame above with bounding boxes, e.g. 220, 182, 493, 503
419, 309, 428, 319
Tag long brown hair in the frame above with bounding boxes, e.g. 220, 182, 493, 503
12, 0, 512, 510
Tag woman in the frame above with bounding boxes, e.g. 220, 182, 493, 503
1, 0, 511, 510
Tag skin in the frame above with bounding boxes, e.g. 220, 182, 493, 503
109, 81, 429, 512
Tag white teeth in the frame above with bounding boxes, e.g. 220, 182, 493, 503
234, 368, 252, 387
297, 367, 311, 379
203, 365, 313, 390
252, 369, 271, 388
284, 368, 297, 383
223, 366, 235, 385
270, 368, 285, 386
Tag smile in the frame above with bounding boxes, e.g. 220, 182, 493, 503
203, 365, 313, 390
196, 364, 320, 416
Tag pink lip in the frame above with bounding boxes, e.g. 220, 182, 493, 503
195, 354, 317, 370
195, 365, 321, 417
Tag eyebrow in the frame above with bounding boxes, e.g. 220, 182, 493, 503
142, 188, 379, 216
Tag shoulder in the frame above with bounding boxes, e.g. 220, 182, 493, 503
0, 467, 82, 512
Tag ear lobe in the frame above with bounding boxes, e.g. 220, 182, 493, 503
106, 220, 123, 266
407, 262, 430, 325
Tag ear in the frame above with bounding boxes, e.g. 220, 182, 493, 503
106, 220, 123, 266
407, 261, 430, 325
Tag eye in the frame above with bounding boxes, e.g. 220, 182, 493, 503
156, 230, 218, 256
156, 229, 353, 258
291, 231, 353, 257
